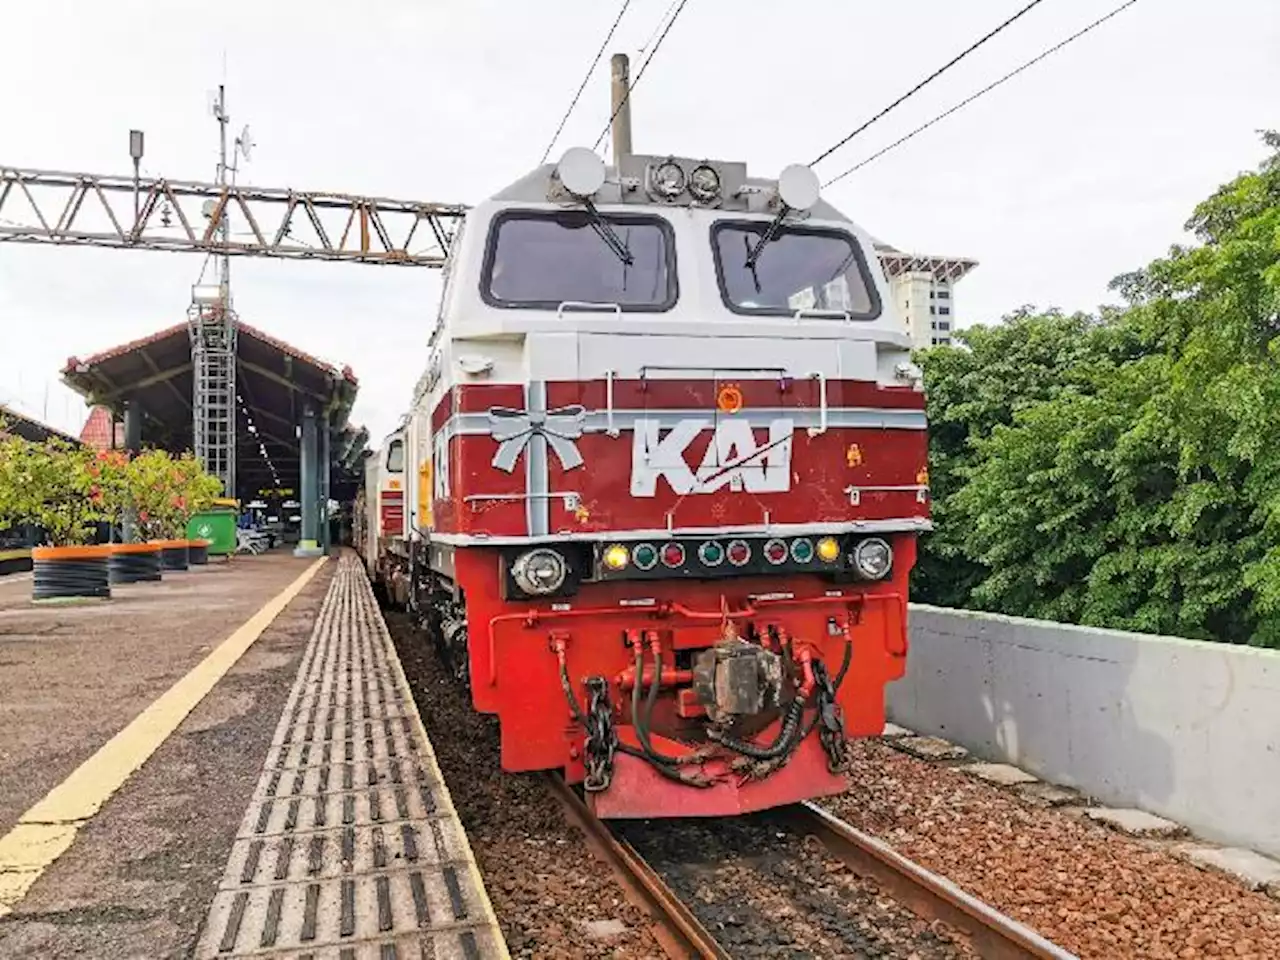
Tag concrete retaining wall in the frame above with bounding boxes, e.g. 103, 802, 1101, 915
889, 605, 1280, 858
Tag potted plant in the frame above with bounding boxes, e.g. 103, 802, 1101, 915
173, 453, 222, 565
0, 433, 113, 601
93, 448, 163, 584
131, 450, 222, 571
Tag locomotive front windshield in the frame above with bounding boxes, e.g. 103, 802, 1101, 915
483, 210, 675, 310
713, 222, 880, 318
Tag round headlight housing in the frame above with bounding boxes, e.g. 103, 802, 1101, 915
852, 538, 893, 580
650, 160, 686, 198
512, 548, 568, 595
688, 164, 721, 202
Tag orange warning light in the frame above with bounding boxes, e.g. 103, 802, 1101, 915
916, 468, 930, 485
846, 444, 863, 467
717, 384, 744, 414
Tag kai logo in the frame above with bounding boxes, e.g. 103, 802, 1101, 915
630, 418, 793, 497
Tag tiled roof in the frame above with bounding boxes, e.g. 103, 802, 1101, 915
79, 405, 121, 449
0, 403, 80, 444
62, 321, 358, 385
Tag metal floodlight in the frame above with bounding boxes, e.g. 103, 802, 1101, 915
191, 283, 223, 305
129, 130, 145, 161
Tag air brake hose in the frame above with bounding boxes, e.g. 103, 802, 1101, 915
797, 635, 855, 741
630, 647, 684, 766
708, 695, 807, 761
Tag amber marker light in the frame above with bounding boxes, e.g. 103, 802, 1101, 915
816, 536, 841, 563
716, 384, 744, 414
603, 544, 630, 571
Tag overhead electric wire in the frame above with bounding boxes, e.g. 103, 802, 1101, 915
637, 0, 681, 59
539, 0, 635, 165
591, 0, 694, 152
809, 0, 1050, 168
822, 0, 1142, 188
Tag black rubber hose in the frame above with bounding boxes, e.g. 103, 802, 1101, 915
797, 637, 855, 741
558, 655, 587, 727
630, 648, 684, 766
709, 694, 807, 761
33, 557, 110, 600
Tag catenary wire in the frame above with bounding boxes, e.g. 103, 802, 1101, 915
591, 0, 694, 152
638, 0, 681, 59
539, 0, 635, 165
822, 0, 1142, 188
809, 0, 1051, 168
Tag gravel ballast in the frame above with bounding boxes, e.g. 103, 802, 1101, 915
824, 739, 1280, 959
620, 813, 975, 958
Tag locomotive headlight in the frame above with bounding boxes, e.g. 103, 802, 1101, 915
650, 160, 686, 197
688, 164, 721, 202
852, 538, 893, 580
512, 548, 568, 595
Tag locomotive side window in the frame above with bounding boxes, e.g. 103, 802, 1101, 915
481, 210, 676, 311
386, 438, 405, 472
711, 222, 881, 319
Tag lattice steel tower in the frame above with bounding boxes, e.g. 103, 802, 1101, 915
188, 292, 237, 496
188, 84, 251, 499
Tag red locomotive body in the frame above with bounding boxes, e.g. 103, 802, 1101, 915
360, 148, 930, 818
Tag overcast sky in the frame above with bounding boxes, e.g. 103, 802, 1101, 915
1, 0, 1276, 442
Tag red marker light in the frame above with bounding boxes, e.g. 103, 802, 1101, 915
763, 539, 788, 564
661, 542, 686, 568
726, 540, 751, 566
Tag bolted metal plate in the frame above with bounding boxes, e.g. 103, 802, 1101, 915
195, 556, 505, 959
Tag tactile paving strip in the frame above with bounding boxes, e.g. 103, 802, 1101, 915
196, 555, 508, 959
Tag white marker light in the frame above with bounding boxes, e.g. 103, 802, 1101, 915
778, 163, 820, 211
556, 147, 606, 198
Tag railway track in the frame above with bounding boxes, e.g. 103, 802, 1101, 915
545, 773, 1077, 960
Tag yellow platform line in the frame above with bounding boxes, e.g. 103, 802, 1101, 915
0, 556, 328, 917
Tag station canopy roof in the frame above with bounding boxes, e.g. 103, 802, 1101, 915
61, 321, 369, 502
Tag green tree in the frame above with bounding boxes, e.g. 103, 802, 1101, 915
912, 308, 1127, 607
922, 132, 1280, 646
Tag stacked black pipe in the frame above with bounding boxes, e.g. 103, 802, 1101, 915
33, 554, 110, 600
108, 548, 162, 584
159, 542, 190, 572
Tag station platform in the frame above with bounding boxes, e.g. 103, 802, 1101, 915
0, 551, 506, 959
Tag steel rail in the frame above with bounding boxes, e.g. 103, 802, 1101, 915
541, 774, 730, 960
794, 802, 1079, 960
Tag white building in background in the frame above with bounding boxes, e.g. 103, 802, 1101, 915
875, 246, 979, 350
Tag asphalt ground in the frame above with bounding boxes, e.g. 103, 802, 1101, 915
0, 551, 333, 958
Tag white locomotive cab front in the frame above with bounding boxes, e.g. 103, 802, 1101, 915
421, 147, 916, 400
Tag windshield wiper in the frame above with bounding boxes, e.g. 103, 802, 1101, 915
744, 203, 792, 271
581, 198, 634, 266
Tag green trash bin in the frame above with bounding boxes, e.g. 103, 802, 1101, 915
187, 499, 239, 556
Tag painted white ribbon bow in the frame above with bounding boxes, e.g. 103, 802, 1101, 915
487, 404, 586, 473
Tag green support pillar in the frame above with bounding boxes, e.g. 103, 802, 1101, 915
320, 412, 332, 555
293, 404, 322, 558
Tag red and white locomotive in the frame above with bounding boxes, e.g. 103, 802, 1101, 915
357, 146, 930, 818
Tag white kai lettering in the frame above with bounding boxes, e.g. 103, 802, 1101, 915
630, 418, 793, 497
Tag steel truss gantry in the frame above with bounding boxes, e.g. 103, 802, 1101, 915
0, 166, 468, 266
